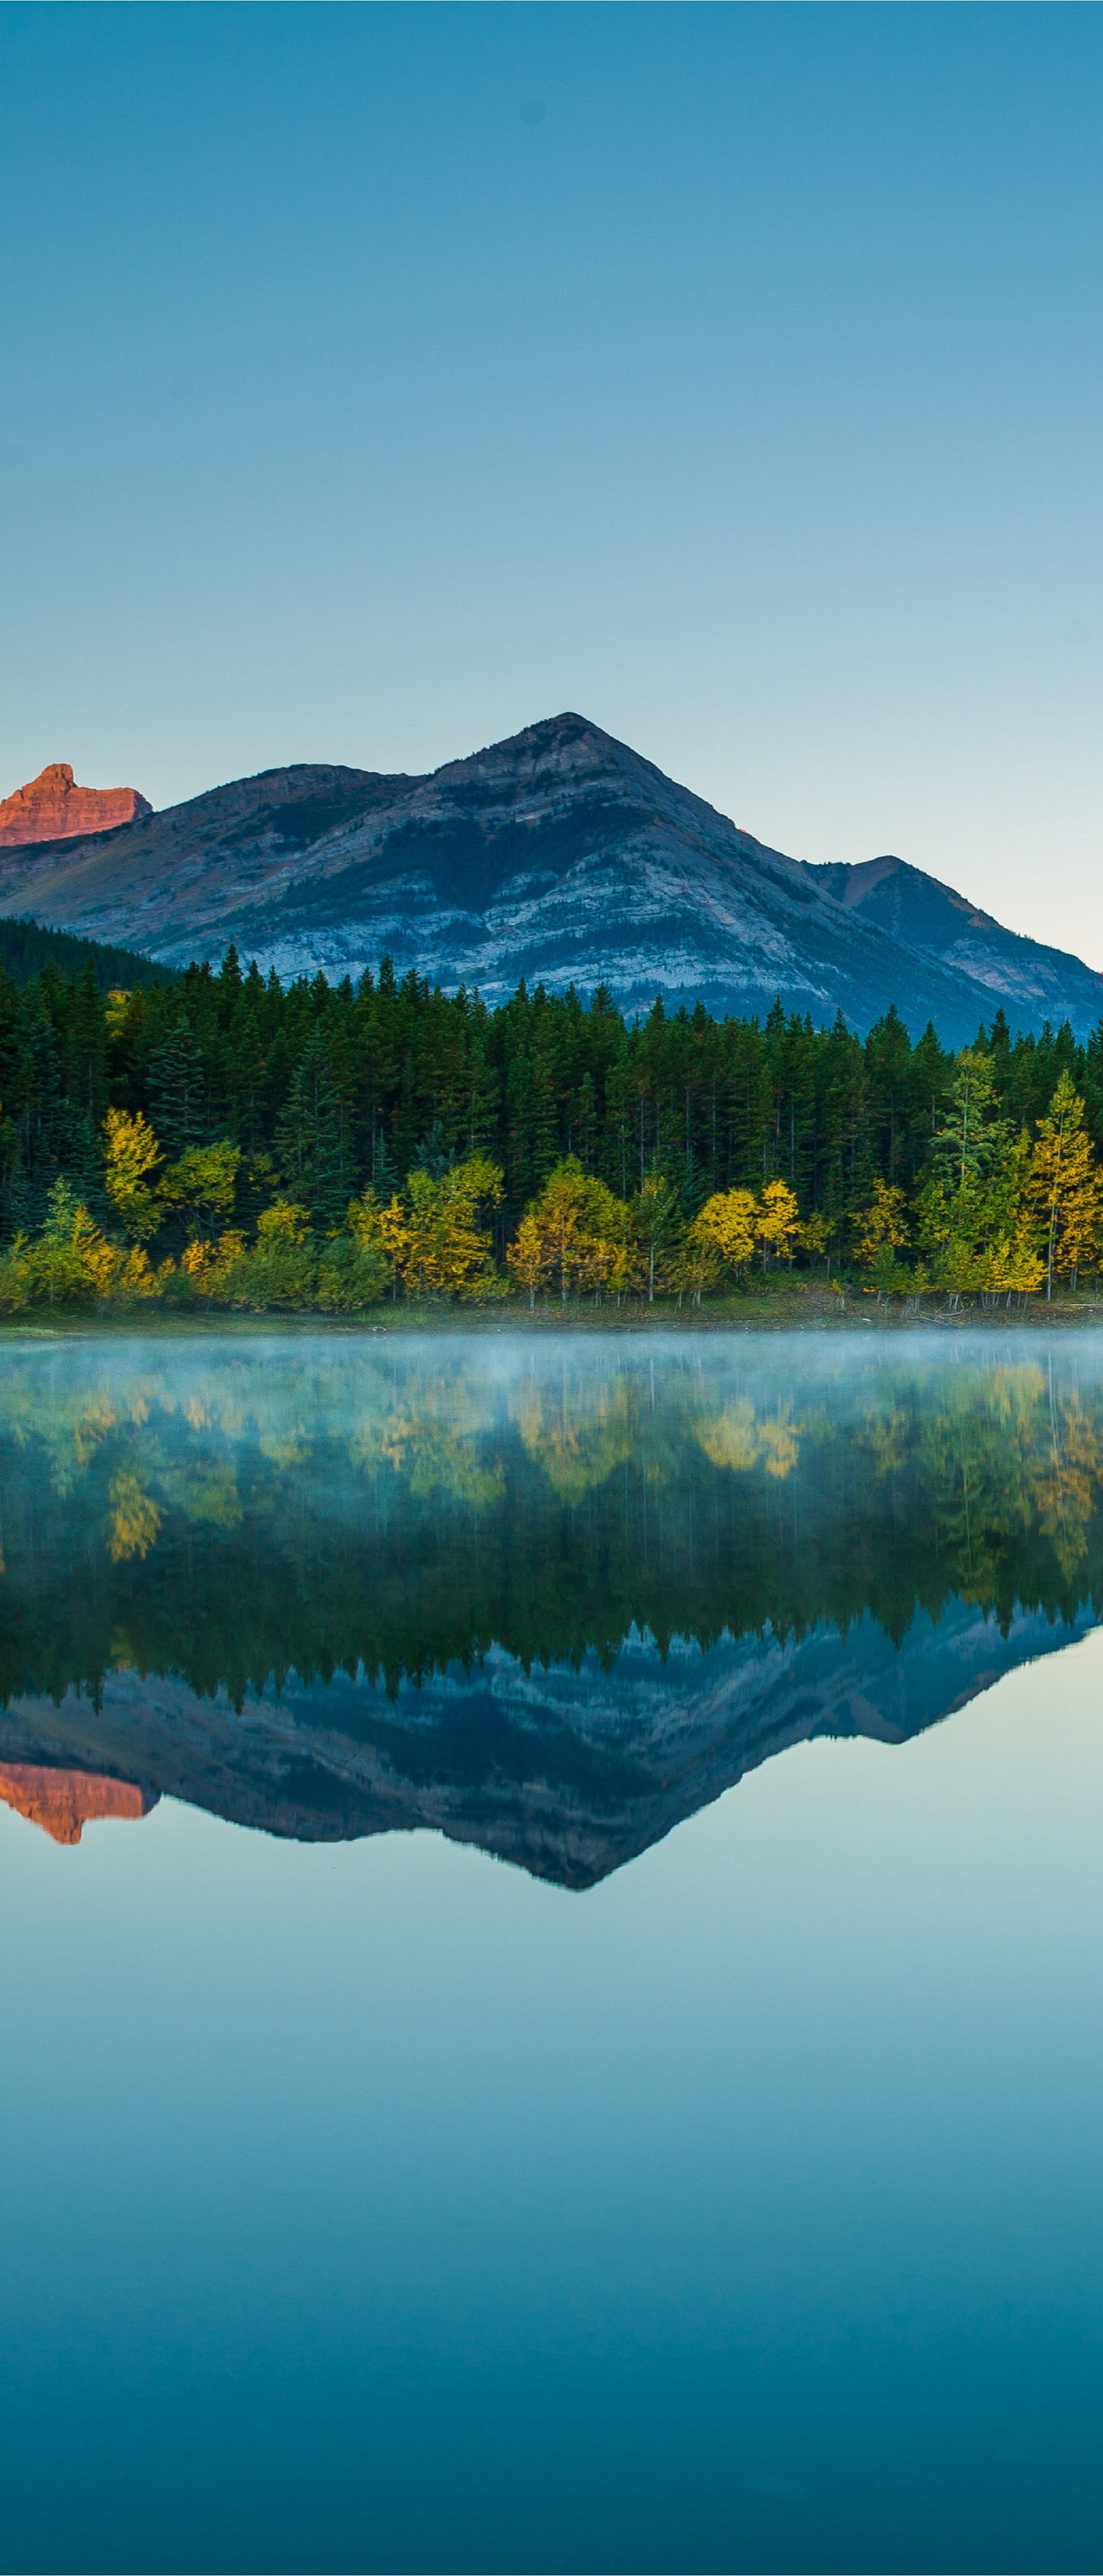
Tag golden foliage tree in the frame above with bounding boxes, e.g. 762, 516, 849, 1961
672, 1231, 721, 1307
505, 1161, 632, 1304
506, 1211, 546, 1309
755, 1178, 801, 1268
103, 1108, 163, 1241
0, 1179, 170, 1309
688, 1187, 757, 1282
1025, 1072, 1103, 1298
386, 1156, 505, 1301
851, 1181, 910, 1291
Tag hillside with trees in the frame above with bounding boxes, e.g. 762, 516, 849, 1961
2, 943, 1103, 1314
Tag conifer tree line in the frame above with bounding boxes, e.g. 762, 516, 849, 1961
2, 942, 1103, 1307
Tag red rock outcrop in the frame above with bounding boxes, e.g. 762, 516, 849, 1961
0, 763, 151, 848
0, 1762, 156, 1844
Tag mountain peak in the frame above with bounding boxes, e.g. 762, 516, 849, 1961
431, 710, 629, 790
0, 763, 152, 849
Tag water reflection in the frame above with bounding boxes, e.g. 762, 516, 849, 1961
2, 1329, 1102, 1882
0, 1762, 157, 1842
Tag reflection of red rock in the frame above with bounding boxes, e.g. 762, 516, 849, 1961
0, 1764, 157, 1844
0, 764, 152, 849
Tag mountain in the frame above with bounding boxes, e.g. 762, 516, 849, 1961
1, 716, 1098, 1042
0, 1597, 1092, 1885
805, 851, 1103, 1040
0, 762, 151, 847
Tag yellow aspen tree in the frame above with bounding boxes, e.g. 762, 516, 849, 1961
506, 1210, 547, 1308
181, 1233, 247, 1296
1025, 1073, 1103, 1298
982, 1224, 1045, 1297
756, 1178, 801, 1268
391, 1157, 504, 1300
103, 1245, 172, 1303
103, 1108, 164, 1241
438, 1157, 505, 1299
511, 1163, 631, 1304
689, 1187, 757, 1280
528, 1165, 593, 1304
851, 1181, 910, 1291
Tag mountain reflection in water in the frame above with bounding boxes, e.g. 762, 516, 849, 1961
3, 1329, 1102, 1885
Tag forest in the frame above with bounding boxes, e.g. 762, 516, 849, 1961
2, 934, 1103, 1311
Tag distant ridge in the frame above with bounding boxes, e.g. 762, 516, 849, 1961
0, 716, 1098, 1044
802, 851, 1103, 1035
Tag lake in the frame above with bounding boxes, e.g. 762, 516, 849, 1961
1, 1326, 1102, 2573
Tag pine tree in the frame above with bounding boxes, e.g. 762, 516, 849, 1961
148, 1017, 203, 1157
275, 1032, 348, 1226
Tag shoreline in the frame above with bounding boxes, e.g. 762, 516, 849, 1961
5, 1288, 1103, 1338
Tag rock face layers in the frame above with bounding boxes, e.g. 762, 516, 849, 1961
0, 1761, 156, 1844
0, 763, 152, 849
0, 718, 1098, 1040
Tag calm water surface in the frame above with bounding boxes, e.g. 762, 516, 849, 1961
1, 1328, 1102, 2572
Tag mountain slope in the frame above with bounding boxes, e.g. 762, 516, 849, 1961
1, 716, 1099, 1042
806, 852, 1103, 1037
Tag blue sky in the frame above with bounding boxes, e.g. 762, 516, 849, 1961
2, 3, 1102, 960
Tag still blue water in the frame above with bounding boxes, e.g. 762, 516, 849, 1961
1, 1329, 1102, 2572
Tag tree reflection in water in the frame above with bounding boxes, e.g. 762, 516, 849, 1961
1, 1330, 1100, 1880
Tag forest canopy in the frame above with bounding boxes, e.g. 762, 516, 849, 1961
2, 941, 1103, 1310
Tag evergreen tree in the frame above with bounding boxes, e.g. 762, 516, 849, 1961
148, 1018, 203, 1157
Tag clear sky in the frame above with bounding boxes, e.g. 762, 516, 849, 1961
2, 3, 1102, 961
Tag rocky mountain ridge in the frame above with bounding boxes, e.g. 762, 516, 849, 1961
804, 851, 1103, 1033
0, 762, 151, 847
1, 717, 1098, 1042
